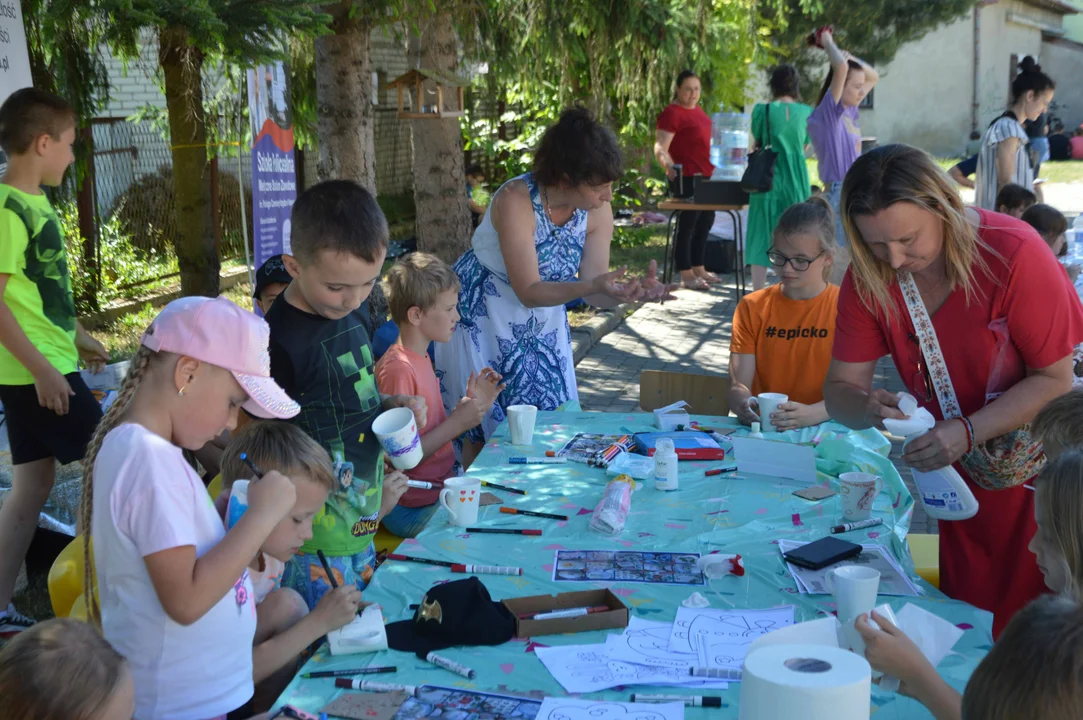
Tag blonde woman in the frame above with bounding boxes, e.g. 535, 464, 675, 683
823, 144, 1083, 639
729, 196, 837, 430
851, 451, 1083, 720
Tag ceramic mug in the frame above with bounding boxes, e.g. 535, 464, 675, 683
838, 471, 883, 522
439, 477, 482, 526
372, 407, 423, 470
507, 404, 538, 445
827, 565, 881, 623
749, 393, 788, 432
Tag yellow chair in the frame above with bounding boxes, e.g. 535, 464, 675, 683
48, 535, 96, 618
207, 473, 224, 502
907, 533, 940, 589
374, 525, 404, 555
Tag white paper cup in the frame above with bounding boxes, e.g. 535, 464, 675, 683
827, 565, 881, 623
507, 404, 538, 445
439, 477, 481, 526
750, 392, 788, 432
372, 407, 423, 470
838, 472, 883, 522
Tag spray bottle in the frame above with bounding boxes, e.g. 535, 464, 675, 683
882, 393, 978, 521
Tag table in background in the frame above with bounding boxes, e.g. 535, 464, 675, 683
273, 412, 991, 719
657, 200, 748, 299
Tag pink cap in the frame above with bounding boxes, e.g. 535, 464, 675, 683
141, 296, 300, 419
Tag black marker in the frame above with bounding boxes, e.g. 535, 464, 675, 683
317, 549, 338, 590
238, 452, 264, 479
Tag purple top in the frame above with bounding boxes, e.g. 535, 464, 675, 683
807, 92, 862, 184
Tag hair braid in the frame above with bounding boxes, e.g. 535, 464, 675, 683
80, 346, 155, 624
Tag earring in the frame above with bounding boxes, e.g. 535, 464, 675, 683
178, 386, 186, 396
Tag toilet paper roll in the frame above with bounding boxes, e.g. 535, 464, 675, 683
739, 644, 871, 720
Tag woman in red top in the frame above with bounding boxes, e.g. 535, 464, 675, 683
654, 70, 717, 291
824, 144, 1083, 639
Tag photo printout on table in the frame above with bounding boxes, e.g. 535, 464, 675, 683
552, 550, 705, 585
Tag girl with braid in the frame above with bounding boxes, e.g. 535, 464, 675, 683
78, 296, 300, 720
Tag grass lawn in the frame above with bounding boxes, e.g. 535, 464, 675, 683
806, 156, 1083, 186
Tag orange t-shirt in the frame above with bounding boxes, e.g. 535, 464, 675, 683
374, 344, 455, 507
729, 284, 839, 405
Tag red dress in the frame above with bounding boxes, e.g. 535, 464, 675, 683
833, 209, 1083, 638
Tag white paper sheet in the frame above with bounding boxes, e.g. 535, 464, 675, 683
536, 697, 684, 720
604, 618, 728, 689
536, 643, 711, 694
730, 436, 818, 484
745, 615, 842, 656
777, 539, 922, 596
666, 605, 795, 669
895, 603, 966, 667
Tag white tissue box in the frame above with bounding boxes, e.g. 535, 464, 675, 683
327, 604, 388, 656
653, 400, 690, 431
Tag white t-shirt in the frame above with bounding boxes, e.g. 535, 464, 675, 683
976, 114, 1032, 210
93, 423, 257, 720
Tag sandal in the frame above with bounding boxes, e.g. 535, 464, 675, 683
681, 278, 711, 291
696, 271, 722, 284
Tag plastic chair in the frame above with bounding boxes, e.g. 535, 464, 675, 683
47, 534, 96, 618
374, 525, 404, 555
639, 370, 731, 416
907, 533, 940, 589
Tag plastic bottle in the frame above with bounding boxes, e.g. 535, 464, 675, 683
883, 394, 979, 521
1071, 214, 1083, 264
226, 480, 249, 530
748, 422, 765, 439
591, 475, 635, 535
654, 438, 679, 491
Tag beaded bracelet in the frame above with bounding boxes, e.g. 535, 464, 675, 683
957, 417, 975, 454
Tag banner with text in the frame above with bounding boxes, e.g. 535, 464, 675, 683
0, 2, 33, 175
247, 62, 296, 278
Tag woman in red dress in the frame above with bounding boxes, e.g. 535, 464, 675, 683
823, 144, 1083, 639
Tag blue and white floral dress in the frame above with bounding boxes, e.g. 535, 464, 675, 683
435, 173, 584, 443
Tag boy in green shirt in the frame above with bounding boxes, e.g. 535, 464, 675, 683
0, 88, 108, 635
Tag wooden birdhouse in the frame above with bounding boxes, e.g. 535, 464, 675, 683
385, 69, 469, 119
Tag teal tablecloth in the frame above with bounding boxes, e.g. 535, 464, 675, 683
273, 412, 992, 718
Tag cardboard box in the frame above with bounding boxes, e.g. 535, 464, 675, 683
502, 589, 629, 638
653, 400, 690, 431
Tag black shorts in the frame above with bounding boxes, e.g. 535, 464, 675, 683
0, 373, 103, 465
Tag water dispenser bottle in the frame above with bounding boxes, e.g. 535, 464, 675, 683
710, 112, 750, 182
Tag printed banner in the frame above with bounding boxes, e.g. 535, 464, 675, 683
247, 62, 297, 278
0, 2, 33, 175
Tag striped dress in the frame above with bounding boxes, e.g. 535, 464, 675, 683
975, 114, 1032, 210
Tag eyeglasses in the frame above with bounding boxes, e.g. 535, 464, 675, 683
907, 332, 933, 404
767, 249, 825, 272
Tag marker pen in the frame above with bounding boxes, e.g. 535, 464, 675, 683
418, 651, 476, 679
518, 605, 610, 620
499, 507, 568, 521
302, 666, 397, 678
830, 518, 884, 534
334, 679, 418, 694
689, 667, 742, 681
387, 554, 456, 568
451, 564, 523, 576
480, 481, 527, 495
316, 550, 338, 590
704, 468, 737, 476
630, 694, 725, 707
464, 527, 541, 536
509, 457, 567, 464
238, 452, 264, 479
406, 480, 433, 490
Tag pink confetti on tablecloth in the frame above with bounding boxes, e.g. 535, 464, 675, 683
791, 513, 803, 526
957, 623, 974, 630
560, 502, 579, 509
401, 538, 420, 546
543, 564, 554, 572
500, 663, 515, 674
577, 508, 593, 516
867, 532, 881, 539
664, 523, 686, 529
557, 521, 568, 528
612, 588, 637, 597
616, 539, 636, 547
543, 544, 566, 550
755, 508, 769, 515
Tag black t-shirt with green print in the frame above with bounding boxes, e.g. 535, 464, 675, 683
265, 298, 385, 557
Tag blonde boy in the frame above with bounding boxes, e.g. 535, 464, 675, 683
220, 422, 362, 708
1032, 388, 1083, 461
375, 253, 503, 537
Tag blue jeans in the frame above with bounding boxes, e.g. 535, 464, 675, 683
382, 502, 440, 538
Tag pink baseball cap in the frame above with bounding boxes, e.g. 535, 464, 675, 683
141, 296, 300, 419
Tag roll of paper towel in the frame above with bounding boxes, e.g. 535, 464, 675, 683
739, 644, 871, 720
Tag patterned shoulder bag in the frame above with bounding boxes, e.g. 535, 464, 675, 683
897, 272, 1045, 490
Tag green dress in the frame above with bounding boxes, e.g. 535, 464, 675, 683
746, 101, 813, 267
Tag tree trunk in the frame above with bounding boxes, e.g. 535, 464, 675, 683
410, 13, 472, 264
315, 9, 377, 191
158, 25, 219, 297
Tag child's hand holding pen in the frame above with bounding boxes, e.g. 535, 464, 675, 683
240, 455, 296, 525
312, 585, 364, 634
